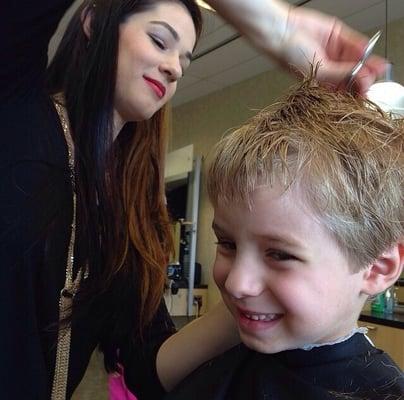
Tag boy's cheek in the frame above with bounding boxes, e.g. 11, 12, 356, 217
212, 258, 230, 290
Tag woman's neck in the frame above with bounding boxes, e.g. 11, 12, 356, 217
113, 108, 125, 141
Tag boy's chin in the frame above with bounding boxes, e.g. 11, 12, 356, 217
239, 332, 293, 354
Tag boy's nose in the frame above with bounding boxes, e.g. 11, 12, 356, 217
224, 263, 264, 299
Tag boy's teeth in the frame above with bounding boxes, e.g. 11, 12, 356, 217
244, 313, 278, 321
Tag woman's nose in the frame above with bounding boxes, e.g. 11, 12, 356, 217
224, 262, 265, 300
160, 55, 182, 82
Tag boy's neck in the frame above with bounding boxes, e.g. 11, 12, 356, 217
299, 326, 368, 351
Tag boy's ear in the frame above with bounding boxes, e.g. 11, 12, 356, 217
361, 242, 404, 296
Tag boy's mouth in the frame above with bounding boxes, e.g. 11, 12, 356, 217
242, 312, 281, 322
236, 308, 283, 332
235, 306, 283, 323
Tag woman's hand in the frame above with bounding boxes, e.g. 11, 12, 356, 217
283, 6, 386, 94
205, 0, 386, 94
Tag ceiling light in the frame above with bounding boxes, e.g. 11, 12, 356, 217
196, 0, 215, 12
366, 0, 404, 117
367, 64, 404, 117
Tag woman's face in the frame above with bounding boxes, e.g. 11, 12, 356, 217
114, 2, 196, 126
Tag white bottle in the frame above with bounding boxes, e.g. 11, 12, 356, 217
384, 287, 395, 315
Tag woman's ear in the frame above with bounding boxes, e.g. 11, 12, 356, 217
361, 242, 404, 296
81, 7, 94, 39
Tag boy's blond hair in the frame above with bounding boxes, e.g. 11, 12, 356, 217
207, 76, 404, 270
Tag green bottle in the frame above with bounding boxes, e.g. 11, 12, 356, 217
371, 293, 385, 314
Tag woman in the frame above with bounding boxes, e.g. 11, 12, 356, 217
0, 0, 385, 399
2, 2, 206, 399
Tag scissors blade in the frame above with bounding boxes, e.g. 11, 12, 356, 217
346, 30, 382, 89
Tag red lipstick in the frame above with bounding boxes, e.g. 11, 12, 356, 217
144, 76, 166, 99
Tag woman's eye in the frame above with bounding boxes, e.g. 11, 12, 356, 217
150, 35, 166, 50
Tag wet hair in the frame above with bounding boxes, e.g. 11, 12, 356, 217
207, 71, 404, 270
46, 0, 202, 370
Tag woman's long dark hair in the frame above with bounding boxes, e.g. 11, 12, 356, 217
46, 0, 202, 370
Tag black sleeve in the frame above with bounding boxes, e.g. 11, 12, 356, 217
120, 301, 177, 400
0, 1, 75, 397
0, 101, 73, 397
0, 0, 73, 101
0, 149, 72, 398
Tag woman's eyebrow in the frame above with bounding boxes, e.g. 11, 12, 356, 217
149, 21, 192, 61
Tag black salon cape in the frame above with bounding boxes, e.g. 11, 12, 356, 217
1, 1, 175, 399
165, 333, 404, 400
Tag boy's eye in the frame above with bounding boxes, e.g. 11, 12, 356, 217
266, 250, 296, 261
214, 240, 236, 251
150, 34, 166, 50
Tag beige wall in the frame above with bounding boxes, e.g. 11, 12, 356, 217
170, 19, 404, 310
170, 68, 295, 308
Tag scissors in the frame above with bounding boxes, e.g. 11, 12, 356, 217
346, 30, 382, 90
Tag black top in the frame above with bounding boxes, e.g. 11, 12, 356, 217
0, 2, 175, 398
165, 333, 404, 399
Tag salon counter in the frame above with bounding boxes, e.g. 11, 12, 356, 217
359, 309, 404, 330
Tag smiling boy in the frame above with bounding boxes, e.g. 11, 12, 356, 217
165, 76, 404, 399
